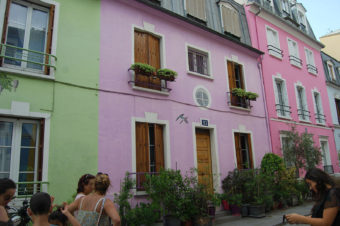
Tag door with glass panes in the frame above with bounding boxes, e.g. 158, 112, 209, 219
0, 118, 41, 195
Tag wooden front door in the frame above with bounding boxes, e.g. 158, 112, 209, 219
195, 129, 213, 193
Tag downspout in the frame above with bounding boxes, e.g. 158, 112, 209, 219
254, 7, 274, 154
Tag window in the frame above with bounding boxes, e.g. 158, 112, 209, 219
305, 48, 317, 75
220, 3, 241, 38
266, 26, 283, 59
298, 10, 307, 32
313, 92, 325, 124
185, 0, 206, 21
134, 30, 164, 91
287, 38, 302, 67
1, 0, 56, 75
0, 118, 44, 195
234, 133, 253, 169
296, 86, 310, 121
227, 61, 249, 108
274, 78, 291, 117
327, 61, 336, 81
282, 0, 290, 13
320, 140, 333, 174
135, 122, 164, 190
194, 87, 210, 107
335, 99, 340, 125
280, 134, 294, 168
188, 47, 209, 76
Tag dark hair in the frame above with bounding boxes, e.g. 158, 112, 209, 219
0, 178, 16, 195
76, 174, 95, 193
30, 192, 51, 215
305, 168, 335, 200
48, 208, 67, 226
95, 173, 110, 195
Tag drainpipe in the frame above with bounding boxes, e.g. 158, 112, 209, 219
254, 6, 274, 154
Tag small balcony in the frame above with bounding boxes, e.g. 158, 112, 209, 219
289, 55, 302, 68
227, 92, 252, 109
324, 165, 334, 174
275, 104, 291, 117
315, 113, 326, 124
16, 181, 49, 197
297, 108, 311, 121
267, 45, 283, 59
0, 43, 57, 75
307, 64, 318, 75
128, 172, 159, 191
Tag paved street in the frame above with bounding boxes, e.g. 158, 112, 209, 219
216, 201, 314, 226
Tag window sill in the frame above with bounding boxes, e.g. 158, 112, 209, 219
290, 62, 302, 69
229, 105, 251, 112
133, 190, 148, 196
0, 67, 55, 80
268, 51, 283, 60
299, 119, 311, 123
132, 85, 170, 96
187, 71, 213, 80
307, 69, 317, 76
315, 122, 326, 126
277, 115, 292, 120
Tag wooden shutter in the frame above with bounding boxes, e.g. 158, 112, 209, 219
247, 134, 254, 169
227, 61, 235, 90
232, 9, 241, 37
234, 133, 242, 169
44, 5, 55, 75
154, 124, 164, 172
187, 0, 206, 21
134, 31, 149, 88
136, 122, 149, 190
222, 5, 241, 38
148, 35, 161, 90
0, 0, 11, 66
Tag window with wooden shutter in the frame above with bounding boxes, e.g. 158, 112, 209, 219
0, 0, 56, 75
188, 48, 209, 76
135, 122, 164, 190
234, 133, 253, 169
186, 0, 206, 22
228, 61, 246, 108
221, 4, 241, 38
134, 30, 162, 91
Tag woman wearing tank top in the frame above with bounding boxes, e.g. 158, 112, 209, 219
68, 173, 121, 226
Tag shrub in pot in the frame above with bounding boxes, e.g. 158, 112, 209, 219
157, 68, 178, 81
129, 62, 156, 76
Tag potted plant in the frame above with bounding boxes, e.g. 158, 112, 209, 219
231, 88, 246, 98
245, 91, 259, 101
129, 62, 156, 76
157, 68, 178, 81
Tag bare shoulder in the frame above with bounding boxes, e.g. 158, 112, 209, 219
0, 206, 9, 222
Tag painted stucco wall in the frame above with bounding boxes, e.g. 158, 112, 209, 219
245, 5, 340, 172
320, 34, 340, 62
99, 0, 271, 195
326, 85, 340, 156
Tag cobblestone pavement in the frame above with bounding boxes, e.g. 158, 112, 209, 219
216, 201, 314, 226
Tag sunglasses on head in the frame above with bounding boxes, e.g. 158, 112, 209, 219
97, 172, 108, 176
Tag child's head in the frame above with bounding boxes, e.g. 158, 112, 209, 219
48, 208, 68, 226
28, 192, 52, 216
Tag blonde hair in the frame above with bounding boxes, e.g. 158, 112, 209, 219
95, 173, 110, 195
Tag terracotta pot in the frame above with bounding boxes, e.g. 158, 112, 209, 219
221, 200, 229, 210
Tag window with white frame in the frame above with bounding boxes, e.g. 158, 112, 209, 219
185, 0, 206, 21
220, 3, 241, 38
266, 26, 282, 59
274, 78, 290, 117
296, 85, 310, 121
305, 48, 317, 75
1, 0, 56, 75
188, 47, 210, 76
298, 10, 307, 32
287, 38, 301, 67
0, 118, 44, 195
320, 139, 333, 174
327, 61, 336, 81
282, 0, 290, 14
313, 92, 325, 124
280, 133, 294, 168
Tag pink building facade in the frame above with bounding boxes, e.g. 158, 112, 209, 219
99, 0, 271, 194
244, 0, 339, 174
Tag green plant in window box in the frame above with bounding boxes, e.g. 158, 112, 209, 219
245, 91, 259, 101
231, 88, 246, 98
129, 62, 156, 76
156, 68, 178, 81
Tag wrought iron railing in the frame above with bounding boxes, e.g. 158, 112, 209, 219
324, 165, 334, 174
297, 108, 311, 120
275, 104, 291, 116
127, 172, 159, 191
227, 92, 252, 109
267, 45, 283, 58
315, 113, 326, 124
0, 43, 57, 73
16, 181, 49, 197
289, 55, 302, 67
307, 64, 318, 74
128, 75, 171, 92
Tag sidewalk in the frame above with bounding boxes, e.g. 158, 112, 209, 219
216, 201, 313, 226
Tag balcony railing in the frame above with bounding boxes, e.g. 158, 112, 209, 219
297, 108, 311, 121
267, 45, 283, 58
307, 64, 318, 74
315, 113, 326, 124
227, 92, 252, 109
127, 172, 159, 191
16, 181, 49, 197
289, 55, 302, 67
275, 104, 291, 117
324, 165, 334, 174
0, 43, 57, 73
